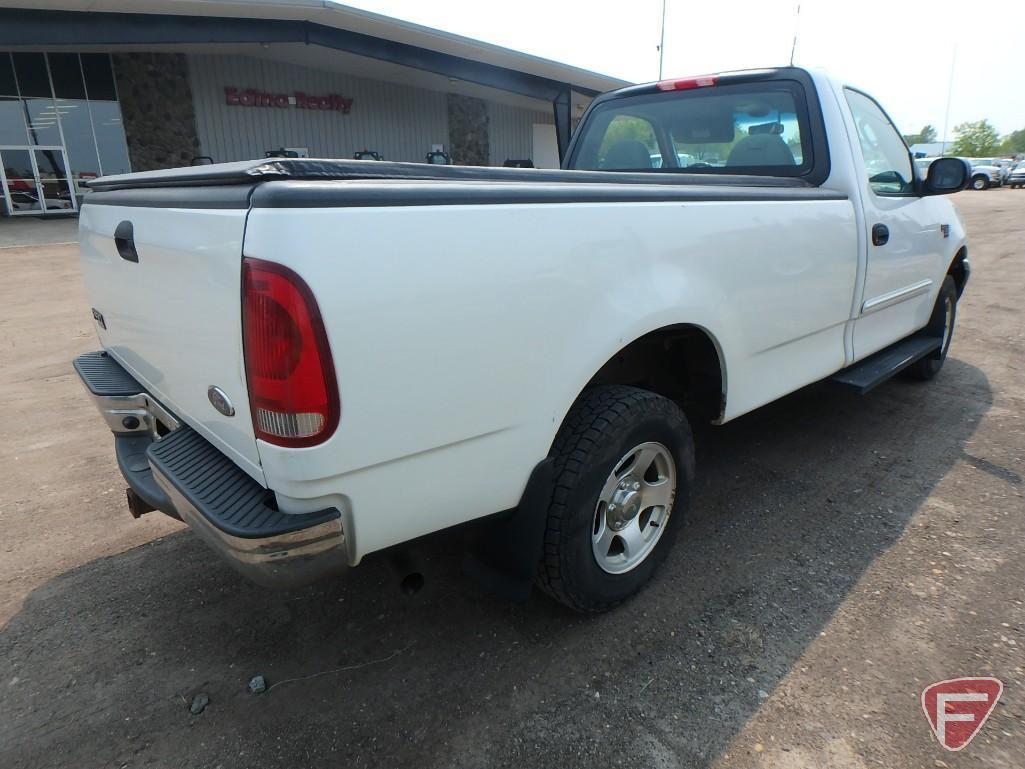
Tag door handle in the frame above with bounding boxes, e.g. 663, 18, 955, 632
114, 220, 138, 262
871, 223, 890, 246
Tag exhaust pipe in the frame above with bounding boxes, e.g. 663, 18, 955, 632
387, 551, 424, 595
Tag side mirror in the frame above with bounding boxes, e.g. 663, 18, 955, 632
923, 157, 970, 195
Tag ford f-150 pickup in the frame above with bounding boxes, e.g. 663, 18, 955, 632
74, 67, 971, 612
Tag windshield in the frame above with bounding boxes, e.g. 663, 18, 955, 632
569, 81, 812, 177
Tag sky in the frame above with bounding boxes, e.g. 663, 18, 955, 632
342, 0, 1023, 141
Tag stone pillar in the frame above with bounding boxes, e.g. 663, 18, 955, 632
112, 53, 202, 171
446, 93, 489, 166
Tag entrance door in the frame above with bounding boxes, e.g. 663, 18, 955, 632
0, 145, 76, 216
531, 124, 560, 169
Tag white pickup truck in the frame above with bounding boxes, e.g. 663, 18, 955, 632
74, 67, 971, 612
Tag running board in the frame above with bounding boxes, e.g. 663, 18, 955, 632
831, 335, 942, 394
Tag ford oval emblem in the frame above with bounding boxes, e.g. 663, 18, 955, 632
207, 386, 235, 417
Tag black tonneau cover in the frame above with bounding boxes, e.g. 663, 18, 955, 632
86, 157, 813, 192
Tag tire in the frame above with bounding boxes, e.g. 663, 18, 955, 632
908, 275, 957, 381
971, 175, 990, 190
537, 385, 694, 612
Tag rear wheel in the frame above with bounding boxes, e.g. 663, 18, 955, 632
971, 175, 990, 190
908, 275, 957, 381
537, 385, 694, 612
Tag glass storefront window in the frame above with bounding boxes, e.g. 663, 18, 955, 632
89, 100, 131, 176
22, 98, 62, 146
0, 53, 17, 96
1, 50, 131, 215
81, 54, 117, 101
0, 96, 29, 144
12, 53, 50, 98
56, 98, 101, 186
48, 53, 86, 100
79, 54, 130, 176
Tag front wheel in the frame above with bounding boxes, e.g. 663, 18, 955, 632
971, 175, 990, 190
908, 275, 957, 380
537, 385, 694, 612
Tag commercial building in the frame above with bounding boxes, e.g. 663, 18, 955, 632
0, 0, 627, 216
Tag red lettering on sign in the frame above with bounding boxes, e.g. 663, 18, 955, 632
227, 89, 354, 112
225, 87, 352, 112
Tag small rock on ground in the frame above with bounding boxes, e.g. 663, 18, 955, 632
248, 676, 267, 694
189, 693, 210, 715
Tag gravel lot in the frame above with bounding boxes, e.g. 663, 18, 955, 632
1, 190, 1023, 768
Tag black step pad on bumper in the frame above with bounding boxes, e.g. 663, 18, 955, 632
146, 425, 339, 539
73, 351, 143, 396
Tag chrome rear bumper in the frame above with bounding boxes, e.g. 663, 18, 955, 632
152, 465, 347, 588
75, 351, 347, 589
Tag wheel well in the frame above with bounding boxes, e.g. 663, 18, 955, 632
585, 325, 725, 423
948, 246, 968, 298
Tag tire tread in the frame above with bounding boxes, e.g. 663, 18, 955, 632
537, 385, 688, 612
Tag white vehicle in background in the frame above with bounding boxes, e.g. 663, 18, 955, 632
73, 67, 971, 613
972, 157, 1013, 183
966, 159, 1004, 189
1005, 160, 1025, 189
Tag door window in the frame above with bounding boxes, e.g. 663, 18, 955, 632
845, 89, 914, 195
34, 149, 73, 210
1, 147, 40, 212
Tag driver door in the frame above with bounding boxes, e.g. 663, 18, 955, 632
845, 89, 943, 360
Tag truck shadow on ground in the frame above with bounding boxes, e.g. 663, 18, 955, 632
0, 358, 993, 769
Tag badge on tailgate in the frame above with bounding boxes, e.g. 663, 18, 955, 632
207, 385, 235, 417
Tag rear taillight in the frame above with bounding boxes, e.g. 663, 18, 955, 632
655, 74, 719, 91
242, 257, 339, 447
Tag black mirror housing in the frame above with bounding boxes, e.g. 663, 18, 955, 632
923, 157, 970, 195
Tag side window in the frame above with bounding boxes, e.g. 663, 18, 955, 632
596, 115, 661, 170
845, 89, 914, 195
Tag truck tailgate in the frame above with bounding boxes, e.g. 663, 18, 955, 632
78, 200, 264, 484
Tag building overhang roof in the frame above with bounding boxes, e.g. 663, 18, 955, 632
0, 1, 630, 102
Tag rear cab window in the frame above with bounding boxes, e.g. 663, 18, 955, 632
569, 78, 815, 179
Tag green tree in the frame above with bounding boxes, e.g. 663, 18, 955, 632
902, 125, 938, 145
950, 120, 1001, 156
1000, 128, 1025, 155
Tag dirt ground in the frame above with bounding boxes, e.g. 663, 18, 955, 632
1, 190, 1023, 769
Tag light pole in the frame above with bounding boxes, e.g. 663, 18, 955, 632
941, 45, 957, 155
